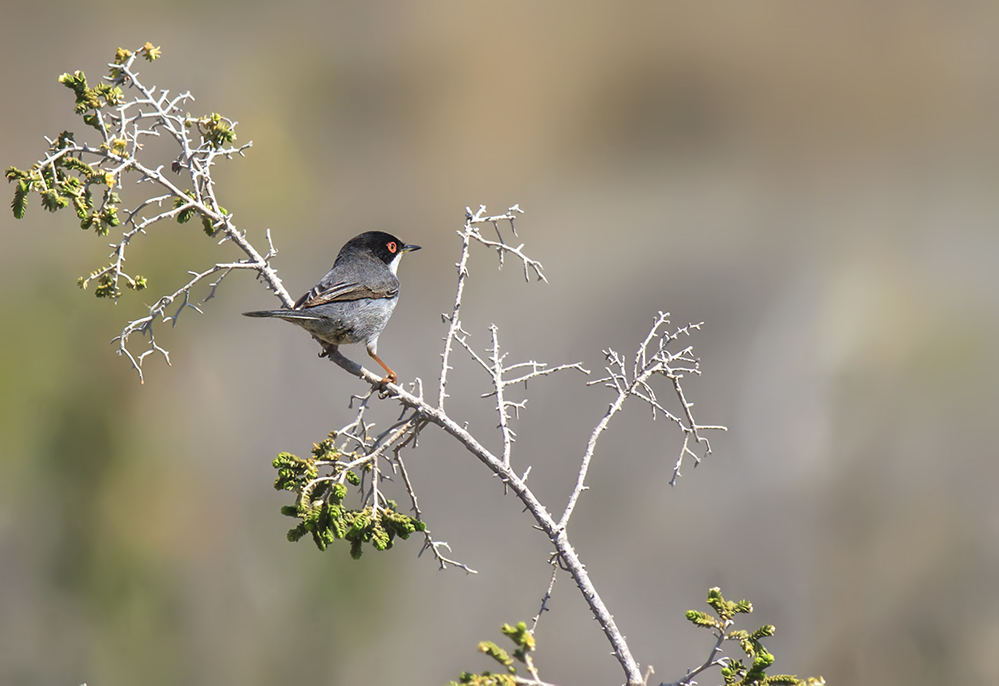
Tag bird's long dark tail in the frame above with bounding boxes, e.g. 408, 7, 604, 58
242, 309, 321, 320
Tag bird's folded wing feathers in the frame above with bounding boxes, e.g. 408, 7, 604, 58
294, 280, 399, 309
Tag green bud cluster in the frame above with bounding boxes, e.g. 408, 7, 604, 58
192, 113, 237, 149
173, 190, 227, 236
273, 431, 426, 559
6, 143, 119, 237
57, 70, 124, 126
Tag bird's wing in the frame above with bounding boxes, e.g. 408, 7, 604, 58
294, 279, 398, 309
293, 254, 401, 310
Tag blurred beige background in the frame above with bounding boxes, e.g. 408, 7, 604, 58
2, 3, 998, 685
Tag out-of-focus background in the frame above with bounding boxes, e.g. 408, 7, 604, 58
2, 3, 997, 685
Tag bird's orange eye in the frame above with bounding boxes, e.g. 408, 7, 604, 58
387, 241, 398, 253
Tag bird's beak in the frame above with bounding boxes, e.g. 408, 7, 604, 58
402, 243, 421, 253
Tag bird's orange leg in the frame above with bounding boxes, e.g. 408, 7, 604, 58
368, 350, 397, 385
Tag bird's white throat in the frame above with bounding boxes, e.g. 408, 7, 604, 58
387, 252, 403, 275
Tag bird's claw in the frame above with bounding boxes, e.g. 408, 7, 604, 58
376, 377, 395, 398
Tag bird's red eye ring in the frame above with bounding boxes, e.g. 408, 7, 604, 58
387, 241, 398, 253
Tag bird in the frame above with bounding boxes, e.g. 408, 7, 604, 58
243, 231, 421, 384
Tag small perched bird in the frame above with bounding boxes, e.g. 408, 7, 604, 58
243, 231, 421, 384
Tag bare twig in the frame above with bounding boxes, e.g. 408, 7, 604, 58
455, 324, 589, 468
438, 205, 526, 408
488, 325, 516, 467
531, 561, 559, 633
395, 450, 478, 574
659, 622, 730, 686
561, 313, 727, 528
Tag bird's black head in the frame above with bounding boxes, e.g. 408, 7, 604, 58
339, 231, 421, 268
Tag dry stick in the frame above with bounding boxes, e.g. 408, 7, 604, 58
438, 206, 527, 410
659, 621, 730, 686
438, 222, 473, 408
488, 325, 516, 467
559, 370, 635, 531
531, 562, 559, 633
563, 316, 727, 526
395, 448, 478, 574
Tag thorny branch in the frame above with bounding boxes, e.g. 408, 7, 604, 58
560, 313, 728, 529
455, 324, 589, 467
24, 48, 291, 382
437, 204, 546, 409
333, 347, 649, 683
316, 386, 479, 573
530, 561, 559, 633
20, 47, 729, 684
396, 450, 478, 574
